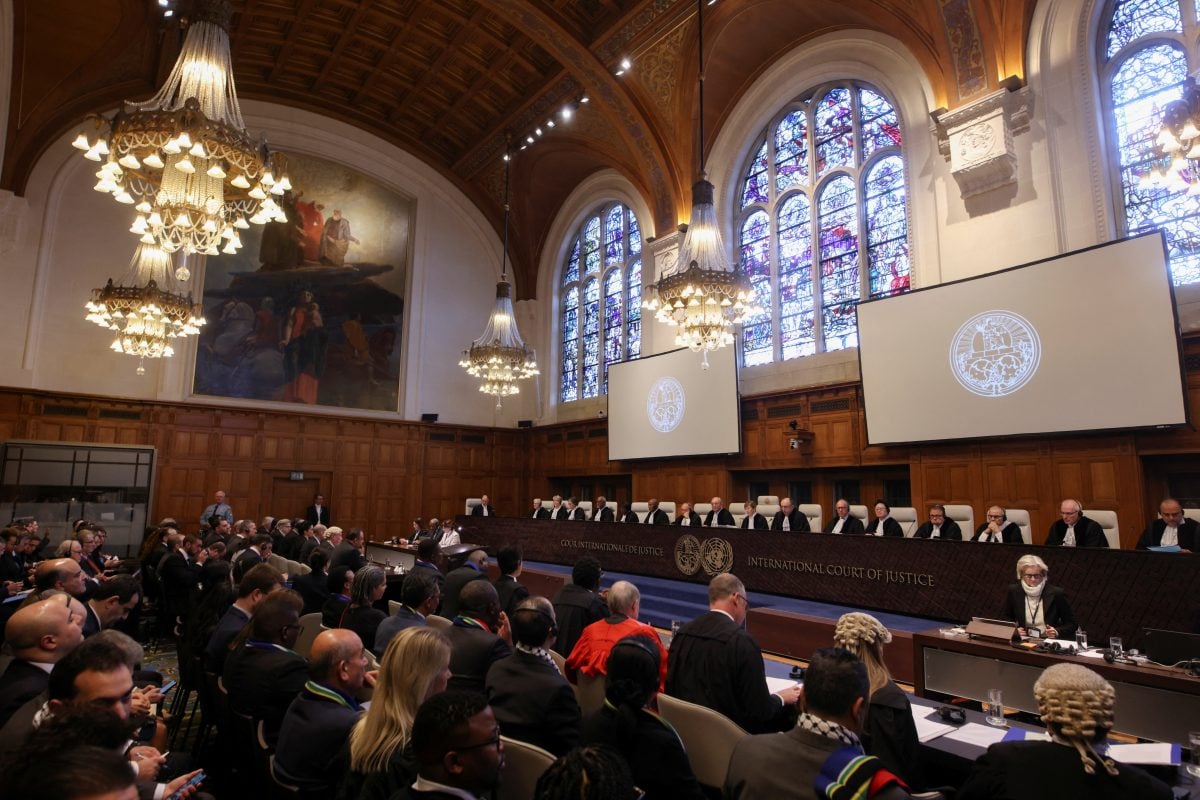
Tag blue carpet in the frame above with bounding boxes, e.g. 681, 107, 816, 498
527, 560, 938, 633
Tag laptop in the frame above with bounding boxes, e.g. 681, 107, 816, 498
1143, 628, 1200, 665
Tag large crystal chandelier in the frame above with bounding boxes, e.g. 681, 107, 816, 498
71, 0, 289, 257
85, 244, 206, 375
459, 150, 538, 408
643, 0, 761, 358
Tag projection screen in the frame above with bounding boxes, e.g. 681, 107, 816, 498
857, 232, 1187, 445
608, 345, 741, 460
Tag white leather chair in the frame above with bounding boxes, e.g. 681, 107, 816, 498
657, 693, 749, 789
850, 504, 869, 524
577, 501, 592, 518
944, 504, 975, 538
757, 495, 780, 507
1006, 509, 1033, 544
798, 503, 822, 533
464, 498, 482, 515
630, 501, 649, 522
497, 737, 556, 800
758, 502, 781, 524
1184, 508, 1200, 524
729, 502, 746, 527
1084, 509, 1121, 549
659, 501, 677, 522
293, 612, 324, 659
693, 502, 713, 522
267, 553, 288, 572
891, 507, 919, 537
427, 615, 452, 630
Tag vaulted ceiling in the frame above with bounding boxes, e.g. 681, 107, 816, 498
3, 0, 1036, 297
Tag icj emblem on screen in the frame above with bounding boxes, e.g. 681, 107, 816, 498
646, 377, 686, 432
675, 534, 734, 577
949, 311, 1041, 398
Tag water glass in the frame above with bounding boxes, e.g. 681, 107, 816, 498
1109, 636, 1123, 657
1075, 629, 1088, 650
1186, 731, 1200, 778
985, 688, 1007, 727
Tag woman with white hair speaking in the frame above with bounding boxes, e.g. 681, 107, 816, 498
1002, 554, 1076, 640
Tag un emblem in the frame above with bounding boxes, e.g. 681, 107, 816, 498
950, 311, 1042, 398
700, 537, 734, 576
646, 377, 686, 433
674, 534, 702, 576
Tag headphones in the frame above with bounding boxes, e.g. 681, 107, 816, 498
515, 606, 558, 638
612, 635, 660, 661
1035, 640, 1077, 655
1102, 648, 1138, 666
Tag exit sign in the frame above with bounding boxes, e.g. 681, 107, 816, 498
289, 471, 305, 481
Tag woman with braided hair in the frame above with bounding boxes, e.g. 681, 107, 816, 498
578, 634, 704, 800
534, 745, 639, 800
833, 612, 923, 789
959, 663, 1171, 799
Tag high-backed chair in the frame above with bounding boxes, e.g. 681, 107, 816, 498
268, 553, 288, 572
577, 500, 592, 518
729, 502, 746, 527
944, 504, 975, 538
292, 612, 324, 659
798, 504, 822, 533
891, 507, 919, 537
1184, 508, 1200, 525
630, 501, 649, 522
659, 501, 677, 522
693, 502, 713, 522
850, 505, 869, 524
1084, 509, 1121, 549
656, 693, 749, 790
758, 502, 781, 523
464, 498, 482, 515
427, 614, 453, 630
574, 671, 607, 716
756, 495, 780, 508
1006, 509, 1033, 544
496, 737, 557, 800
387, 600, 401, 616
549, 649, 566, 677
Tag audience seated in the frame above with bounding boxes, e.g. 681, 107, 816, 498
551, 557, 609, 657
322, 565, 355, 629
407, 690, 504, 800
564, 580, 667, 687
293, 547, 331, 614
275, 629, 370, 793
445, 581, 511, 693
339, 565, 388, 653
203, 562, 283, 674
341, 626, 451, 800
534, 745, 638, 800
82, 574, 142, 638
0, 595, 85, 729
958, 663, 1171, 800
297, 520, 323, 563
665, 572, 799, 734
221, 588, 307, 741
159, 533, 206, 625
441, 549, 490, 619
912, 505, 961, 540
437, 519, 462, 547
485, 596, 580, 756
182, 560, 233, 673
331, 528, 367, 572
493, 544, 530, 617
580, 635, 704, 800
411, 539, 446, 598
375, 571, 442, 658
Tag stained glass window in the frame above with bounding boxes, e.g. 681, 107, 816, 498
1103, 1, 1200, 285
735, 81, 908, 364
560, 202, 644, 402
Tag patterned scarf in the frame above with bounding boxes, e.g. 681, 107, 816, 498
796, 711, 861, 748
815, 745, 906, 800
515, 643, 556, 668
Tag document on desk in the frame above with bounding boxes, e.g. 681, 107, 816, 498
1001, 728, 1051, 743
765, 677, 798, 694
1107, 743, 1181, 765
943, 723, 1011, 748
911, 711, 956, 743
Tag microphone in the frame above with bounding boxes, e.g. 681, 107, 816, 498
1102, 648, 1138, 666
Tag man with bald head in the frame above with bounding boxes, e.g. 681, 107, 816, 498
642, 499, 669, 525
1137, 498, 1198, 552
705, 497, 735, 527
565, 579, 668, 687
1045, 499, 1108, 547
0, 594, 85, 728
33, 558, 87, 598
274, 628, 371, 791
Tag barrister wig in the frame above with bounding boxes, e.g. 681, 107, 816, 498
834, 612, 894, 696
1033, 663, 1118, 776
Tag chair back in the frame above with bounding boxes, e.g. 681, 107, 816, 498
577, 501, 593, 517
756, 495, 780, 507
1006, 509, 1033, 544
269, 754, 301, 795
496, 736, 556, 800
1083, 509, 1121, 548
1184, 508, 1200, 524
465, 498, 482, 515
388, 600, 401, 616
658, 501, 677, 522
574, 671, 607, 716
549, 649, 566, 677
268, 553, 288, 572
693, 503, 713, 521
427, 614, 453, 630
944, 504, 975, 537
758, 502, 781, 521
891, 507, 919, 537
656, 693, 749, 789
293, 612, 324, 659
798, 504, 822, 533
850, 504, 869, 523
729, 502, 746, 527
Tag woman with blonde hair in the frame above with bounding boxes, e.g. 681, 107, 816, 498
337, 626, 452, 800
1002, 554, 1076, 640
833, 611, 922, 788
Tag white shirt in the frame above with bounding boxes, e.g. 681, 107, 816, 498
531, 508, 541, 518
930, 525, 941, 539
680, 517, 690, 526
745, 513, 758, 527
592, 508, 604, 522
831, 516, 846, 533
480, 505, 488, 516
1161, 525, 1179, 547
874, 517, 891, 536
411, 776, 480, 800
782, 515, 790, 531
1063, 525, 1076, 547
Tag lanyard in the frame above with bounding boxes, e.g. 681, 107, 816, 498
454, 615, 492, 633
303, 680, 359, 711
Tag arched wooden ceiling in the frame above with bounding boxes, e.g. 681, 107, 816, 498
3, 0, 1037, 298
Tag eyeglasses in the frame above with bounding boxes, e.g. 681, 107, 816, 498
986, 514, 1004, 520
455, 730, 502, 751
1061, 509, 1080, 517
1021, 572, 1045, 581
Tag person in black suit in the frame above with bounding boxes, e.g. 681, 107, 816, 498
1136, 498, 1198, 551
959, 663, 1171, 800
0, 529, 25, 586
441, 550, 490, 619
528, 498, 551, 520
411, 538, 445, 591
0, 596, 85, 728
375, 571, 442, 658
666, 573, 799, 734
305, 494, 331, 527
548, 495, 570, 521
1002, 554, 1076, 640
339, 566, 388, 653
330, 528, 366, 572
973, 505, 1024, 543
672, 502, 702, 527
741, 500, 769, 530
564, 497, 586, 521
590, 496, 615, 522
551, 557, 609, 658
274, 628, 368, 792
159, 534, 206, 625
864, 500, 903, 537
704, 497, 736, 527
641, 499, 669, 525
445, 581, 511, 694
823, 498, 865, 533
1045, 500, 1108, 547
322, 566, 354, 629
204, 563, 284, 674
409, 691, 504, 800
619, 502, 639, 523
296, 521, 322, 563
232, 533, 273, 582
912, 504, 962, 540
469, 494, 497, 517
275, 518, 301, 560
292, 549, 330, 615
485, 596, 581, 756
493, 545, 529, 617
771, 498, 810, 532
83, 575, 142, 638
222, 589, 308, 742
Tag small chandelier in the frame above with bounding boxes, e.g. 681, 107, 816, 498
643, 0, 761, 359
459, 150, 538, 408
85, 244, 206, 375
1147, 76, 1200, 193
71, 0, 289, 257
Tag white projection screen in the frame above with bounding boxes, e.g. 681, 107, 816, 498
608, 345, 741, 460
858, 232, 1188, 445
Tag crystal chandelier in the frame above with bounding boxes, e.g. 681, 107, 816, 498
459, 150, 538, 408
85, 244, 206, 375
1147, 76, 1200, 192
71, 0, 289, 257
643, 0, 761, 359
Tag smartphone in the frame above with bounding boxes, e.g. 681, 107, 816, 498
167, 771, 205, 800
160, 679, 178, 694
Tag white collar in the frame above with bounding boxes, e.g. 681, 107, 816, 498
713, 608, 736, 623
411, 776, 480, 800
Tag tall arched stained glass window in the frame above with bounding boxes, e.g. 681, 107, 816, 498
736, 81, 908, 365
1101, 0, 1200, 285
559, 202, 644, 402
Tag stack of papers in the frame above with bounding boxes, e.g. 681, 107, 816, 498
912, 712, 957, 743
943, 723, 1012, 748
1107, 743, 1181, 765
765, 677, 798, 694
